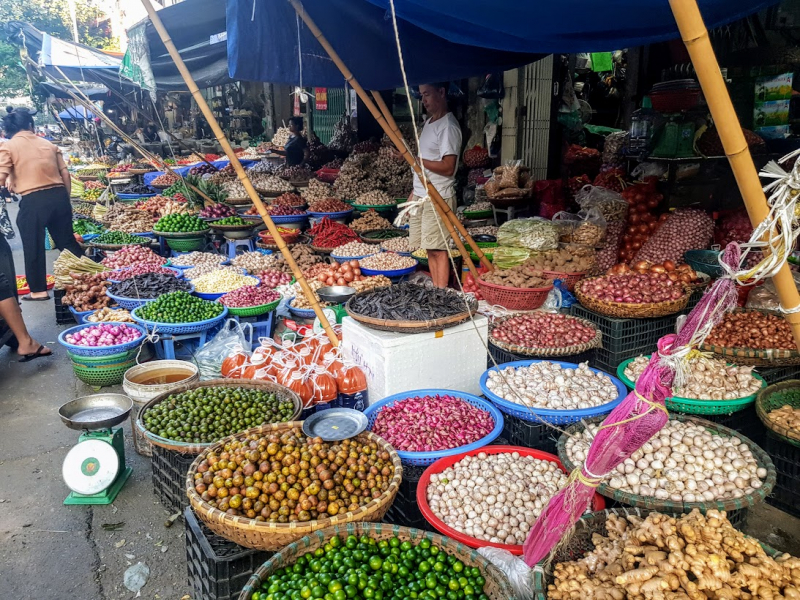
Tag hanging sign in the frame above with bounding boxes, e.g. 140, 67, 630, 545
315, 88, 328, 111
293, 93, 301, 116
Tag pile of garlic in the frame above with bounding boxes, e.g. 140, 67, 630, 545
485, 361, 618, 410
624, 354, 762, 400
426, 452, 569, 546
565, 420, 767, 503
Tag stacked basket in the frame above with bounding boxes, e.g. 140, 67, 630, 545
58, 322, 146, 388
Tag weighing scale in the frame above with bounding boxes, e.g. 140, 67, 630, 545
58, 394, 133, 505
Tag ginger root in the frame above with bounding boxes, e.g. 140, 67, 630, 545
549, 510, 800, 600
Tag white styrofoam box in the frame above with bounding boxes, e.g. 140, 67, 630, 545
341, 314, 488, 403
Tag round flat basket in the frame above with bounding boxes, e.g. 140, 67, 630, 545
237, 522, 515, 600
222, 297, 281, 317
225, 197, 255, 206
309, 244, 336, 255
131, 305, 228, 335
345, 290, 478, 334
531, 508, 784, 600
575, 278, 691, 318
359, 262, 418, 279
698, 342, 800, 367
756, 380, 800, 446
684, 249, 724, 278
616, 356, 766, 415
72, 359, 136, 388
153, 228, 210, 239
186, 424, 402, 550
476, 278, 553, 311
208, 222, 255, 234
352, 203, 397, 213
359, 228, 408, 244
557, 414, 776, 514
480, 359, 627, 424
488, 314, 602, 358
540, 270, 586, 292
136, 379, 302, 454
89, 239, 151, 251
416, 445, 606, 555
165, 237, 206, 252
58, 322, 147, 357
362, 389, 504, 466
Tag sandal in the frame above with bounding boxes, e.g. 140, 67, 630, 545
18, 344, 52, 362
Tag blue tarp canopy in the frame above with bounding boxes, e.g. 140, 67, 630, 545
227, 0, 778, 88
59, 105, 95, 120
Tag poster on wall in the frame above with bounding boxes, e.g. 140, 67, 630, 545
754, 73, 793, 139
315, 88, 328, 111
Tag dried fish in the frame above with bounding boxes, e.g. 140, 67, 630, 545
349, 283, 471, 321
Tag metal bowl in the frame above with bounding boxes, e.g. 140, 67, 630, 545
58, 394, 133, 431
317, 285, 356, 304
302, 408, 368, 441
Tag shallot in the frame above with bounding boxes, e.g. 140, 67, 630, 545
579, 272, 685, 304
64, 324, 142, 347
491, 313, 597, 349
219, 286, 280, 308
371, 394, 495, 452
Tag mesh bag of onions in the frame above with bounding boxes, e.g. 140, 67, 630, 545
633, 208, 714, 264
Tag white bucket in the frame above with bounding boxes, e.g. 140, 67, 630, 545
123, 360, 199, 457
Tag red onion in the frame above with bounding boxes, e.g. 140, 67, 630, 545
492, 313, 597, 348
64, 324, 142, 347
582, 272, 685, 304
219, 285, 281, 308
101, 245, 164, 269
633, 208, 713, 264
371, 394, 495, 452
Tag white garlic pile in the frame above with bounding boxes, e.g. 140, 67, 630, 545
624, 355, 762, 400
565, 420, 767, 503
426, 452, 569, 545
485, 361, 618, 410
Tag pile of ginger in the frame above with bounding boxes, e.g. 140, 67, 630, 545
549, 509, 800, 600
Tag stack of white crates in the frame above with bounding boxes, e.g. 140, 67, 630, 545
340, 314, 488, 403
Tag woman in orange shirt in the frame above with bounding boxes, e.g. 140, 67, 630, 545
0, 107, 83, 300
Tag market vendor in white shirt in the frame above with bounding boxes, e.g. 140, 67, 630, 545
407, 82, 462, 288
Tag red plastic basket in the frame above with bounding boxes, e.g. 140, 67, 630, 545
416, 445, 606, 555
540, 270, 586, 292
16, 274, 55, 296
477, 279, 553, 310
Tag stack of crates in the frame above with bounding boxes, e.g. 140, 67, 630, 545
54, 288, 73, 325
763, 432, 800, 518
152, 445, 197, 513
382, 464, 427, 529
185, 507, 273, 600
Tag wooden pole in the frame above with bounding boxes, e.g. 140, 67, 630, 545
139, 0, 339, 346
286, 0, 489, 279
669, 0, 800, 351
369, 91, 493, 272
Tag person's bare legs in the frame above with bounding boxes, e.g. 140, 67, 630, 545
427, 250, 450, 288
0, 297, 51, 356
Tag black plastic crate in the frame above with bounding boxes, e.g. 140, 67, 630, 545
502, 413, 559, 454
570, 304, 681, 373
603, 497, 749, 529
185, 507, 273, 600
691, 406, 765, 447
763, 432, 800, 518
151, 445, 197, 513
383, 499, 427, 530
757, 365, 800, 386
54, 288, 73, 325
487, 342, 596, 369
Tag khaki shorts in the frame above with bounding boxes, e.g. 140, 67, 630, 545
408, 195, 456, 251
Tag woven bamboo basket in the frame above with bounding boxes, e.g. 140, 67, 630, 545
237, 522, 514, 600
129, 168, 155, 175
135, 379, 302, 454
575, 278, 691, 318
756, 380, 800, 447
309, 244, 336, 255
557, 414, 776, 514
187, 423, 403, 551
699, 309, 800, 366
488, 314, 602, 358
345, 290, 478, 334
225, 197, 255, 206
531, 508, 783, 600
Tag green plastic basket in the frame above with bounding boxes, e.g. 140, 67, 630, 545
617, 356, 766, 415
224, 298, 281, 317
68, 348, 139, 366
755, 380, 800, 448
463, 209, 494, 219
352, 203, 397, 213
166, 237, 206, 252
72, 359, 136, 387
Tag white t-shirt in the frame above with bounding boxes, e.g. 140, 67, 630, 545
412, 113, 462, 198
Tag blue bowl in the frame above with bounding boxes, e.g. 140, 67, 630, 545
330, 251, 381, 264
307, 209, 353, 219
117, 193, 157, 200
359, 261, 418, 279
107, 282, 195, 310
131, 305, 228, 335
107, 266, 183, 283
68, 306, 95, 324
58, 322, 147, 356
479, 359, 628, 425
193, 276, 260, 301
362, 390, 504, 466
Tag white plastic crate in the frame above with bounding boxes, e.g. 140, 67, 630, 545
341, 315, 488, 402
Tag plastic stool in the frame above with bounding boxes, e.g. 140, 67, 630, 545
225, 238, 255, 259
231, 311, 276, 349
153, 331, 209, 360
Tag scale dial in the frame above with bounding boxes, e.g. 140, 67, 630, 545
62, 439, 120, 495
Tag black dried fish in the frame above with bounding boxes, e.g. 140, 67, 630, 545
350, 283, 472, 321
108, 273, 190, 299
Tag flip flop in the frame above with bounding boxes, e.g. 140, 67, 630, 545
22, 295, 51, 301
18, 345, 52, 362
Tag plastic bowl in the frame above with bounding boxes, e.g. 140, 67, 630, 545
479, 359, 628, 424
193, 276, 260, 301
416, 445, 606, 555
362, 389, 504, 466
58, 322, 147, 357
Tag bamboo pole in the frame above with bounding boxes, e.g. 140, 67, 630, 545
139, 0, 339, 346
669, 0, 800, 351
51, 76, 215, 206
369, 91, 493, 273
286, 0, 489, 279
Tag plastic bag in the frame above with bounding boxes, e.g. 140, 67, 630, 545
631, 161, 668, 180
194, 319, 252, 380
492, 246, 531, 269
575, 185, 628, 222
552, 211, 581, 243
498, 160, 521, 189
497, 218, 559, 251
571, 206, 607, 247
477, 73, 505, 99
476, 547, 533, 600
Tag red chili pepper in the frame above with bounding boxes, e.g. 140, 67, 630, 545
309, 217, 358, 248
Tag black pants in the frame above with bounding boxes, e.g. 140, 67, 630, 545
0, 236, 15, 301
17, 186, 83, 293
